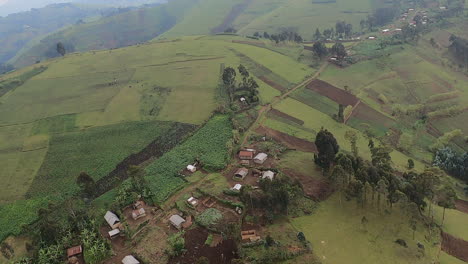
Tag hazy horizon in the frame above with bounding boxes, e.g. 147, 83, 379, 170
0, 0, 165, 17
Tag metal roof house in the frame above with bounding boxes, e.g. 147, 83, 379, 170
108, 228, 120, 239
232, 184, 242, 191
254, 153, 268, 164
132, 208, 146, 220
104, 211, 120, 229
187, 165, 197, 173
122, 255, 140, 264
262, 170, 275, 181
234, 168, 249, 180
169, 215, 186, 229
239, 150, 254, 160
67, 245, 82, 258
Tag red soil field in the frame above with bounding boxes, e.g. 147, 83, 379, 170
171, 227, 239, 264
441, 231, 468, 262
306, 79, 359, 106
269, 108, 304, 125
258, 76, 287, 92
455, 199, 468, 214
282, 168, 332, 201
255, 126, 317, 153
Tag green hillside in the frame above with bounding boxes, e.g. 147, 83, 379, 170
11, 0, 198, 68
0, 35, 309, 243
0, 3, 110, 65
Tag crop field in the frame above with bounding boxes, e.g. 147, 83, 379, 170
145, 115, 233, 202
0, 35, 310, 204
27, 120, 184, 198
432, 205, 468, 242
291, 87, 339, 117
292, 194, 440, 264
235, 0, 375, 40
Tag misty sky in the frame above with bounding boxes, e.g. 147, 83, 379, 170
0, 0, 164, 17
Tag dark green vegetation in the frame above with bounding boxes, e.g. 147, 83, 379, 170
145, 115, 233, 202
27, 120, 192, 198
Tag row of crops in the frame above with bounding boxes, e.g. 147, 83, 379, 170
145, 115, 233, 202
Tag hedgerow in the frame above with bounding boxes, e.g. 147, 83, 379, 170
145, 115, 233, 202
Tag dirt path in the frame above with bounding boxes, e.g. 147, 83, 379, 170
241, 62, 329, 146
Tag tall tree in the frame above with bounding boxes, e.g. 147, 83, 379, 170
345, 130, 359, 156
315, 129, 340, 170
331, 43, 347, 58
76, 172, 95, 197
56, 42, 66, 56
314, 28, 322, 40
312, 41, 329, 58
436, 185, 457, 226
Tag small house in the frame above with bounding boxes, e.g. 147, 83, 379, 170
234, 168, 249, 180
240, 159, 250, 166
262, 170, 275, 181
187, 165, 197, 173
232, 184, 242, 191
187, 197, 199, 207
108, 229, 120, 239
131, 208, 146, 220
122, 255, 140, 264
253, 153, 268, 164
241, 230, 260, 242
169, 215, 186, 230
67, 245, 82, 259
133, 200, 145, 210
239, 151, 254, 160
104, 211, 120, 229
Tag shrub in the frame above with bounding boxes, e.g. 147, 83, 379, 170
196, 208, 223, 228
167, 232, 185, 257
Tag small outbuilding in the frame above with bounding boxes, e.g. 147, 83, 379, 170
67, 245, 82, 258
187, 165, 197, 173
108, 229, 120, 239
169, 215, 186, 230
234, 168, 249, 180
239, 150, 254, 160
240, 159, 250, 166
132, 208, 146, 220
262, 170, 275, 181
232, 184, 242, 191
254, 153, 268, 164
187, 197, 199, 207
104, 211, 120, 229
122, 255, 140, 264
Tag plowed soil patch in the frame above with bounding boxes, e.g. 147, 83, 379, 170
350, 103, 395, 128
455, 199, 468, 214
258, 76, 287, 92
441, 231, 468, 262
269, 109, 304, 125
307, 79, 359, 106
255, 126, 317, 153
171, 227, 239, 264
282, 168, 332, 201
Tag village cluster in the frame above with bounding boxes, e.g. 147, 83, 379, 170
63, 147, 276, 263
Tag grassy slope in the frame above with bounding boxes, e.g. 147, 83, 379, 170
292, 194, 440, 264
0, 35, 309, 203
235, 0, 374, 40
12, 0, 198, 68
158, 0, 245, 38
